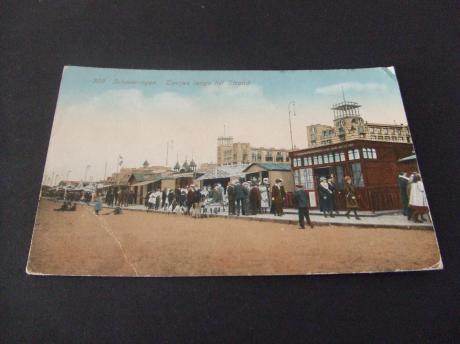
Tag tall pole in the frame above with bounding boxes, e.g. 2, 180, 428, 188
288, 101, 296, 150
166, 140, 173, 167
165, 141, 169, 167
103, 162, 107, 180
84, 165, 90, 181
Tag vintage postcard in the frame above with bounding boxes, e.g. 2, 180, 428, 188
27, 66, 442, 276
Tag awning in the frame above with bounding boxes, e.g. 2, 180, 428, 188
130, 180, 157, 187
398, 154, 416, 163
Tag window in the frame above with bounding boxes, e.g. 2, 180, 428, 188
348, 149, 360, 160
340, 152, 346, 161
297, 158, 302, 166
293, 158, 298, 167
328, 153, 334, 163
351, 162, 365, 187
305, 156, 312, 166
323, 154, 329, 163
313, 156, 318, 165
276, 151, 283, 162
304, 168, 314, 189
362, 148, 377, 159
334, 152, 340, 162
265, 152, 273, 162
294, 170, 301, 185
318, 155, 323, 164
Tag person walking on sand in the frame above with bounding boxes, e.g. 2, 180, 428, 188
94, 195, 102, 215
344, 176, 361, 220
293, 184, 314, 229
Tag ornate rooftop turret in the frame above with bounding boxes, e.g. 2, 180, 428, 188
189, 159, 197, 172
182, 160, 189, 172
174, 161, 181, 172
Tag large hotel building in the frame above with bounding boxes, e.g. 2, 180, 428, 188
306, 100, 411, 147
216, 136, 290, 166
291, 99, 415, 212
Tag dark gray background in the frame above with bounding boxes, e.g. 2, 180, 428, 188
1, 1, 459, 342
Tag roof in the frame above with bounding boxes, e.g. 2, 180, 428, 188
398, 154, 417, 163
242, 163, 292, 172
172, 172, 195, 178
196, 164, 249, 181
130, 172, 157, 182
130, 180, 157, 187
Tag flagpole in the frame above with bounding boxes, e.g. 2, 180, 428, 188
288, 101, 296, 150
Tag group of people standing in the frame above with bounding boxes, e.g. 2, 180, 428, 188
317, 175, 361, 220
145, 184, 225, 218
104, 189, 136, 207
398, 171, 429, 223
226, 177, 286, 216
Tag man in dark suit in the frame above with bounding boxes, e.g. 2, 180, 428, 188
398, 172, 410, 216
234, 178, 248, 216
293, 184, 314, 229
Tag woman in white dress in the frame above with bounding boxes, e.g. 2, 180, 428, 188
408, 174, 429, 222
259, 178, 270, 213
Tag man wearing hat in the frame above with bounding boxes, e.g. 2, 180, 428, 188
226, 181, 236, 215
318, 176, 334, 218
293, 184, 314, 229
234, 177, 248, 216
271, 178, 285, 216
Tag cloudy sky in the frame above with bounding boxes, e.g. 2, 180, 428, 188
44, 66, 407, 182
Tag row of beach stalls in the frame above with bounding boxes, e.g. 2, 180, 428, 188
104, 163, 296, 206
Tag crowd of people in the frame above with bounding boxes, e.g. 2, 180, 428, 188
398, 171, 429, 223
49, 170, 429, 226
140, 177, 288, 218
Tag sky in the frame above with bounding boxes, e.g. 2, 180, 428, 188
43, 66, 407, 182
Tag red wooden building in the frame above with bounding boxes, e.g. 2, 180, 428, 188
289, 140, 415, 212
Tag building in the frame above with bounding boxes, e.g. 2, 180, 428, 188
196, 163, 249, 188
306, 100, 412, 147
289, 139, 414, 211
243, 163, 295, 194
216, 136, 290, 166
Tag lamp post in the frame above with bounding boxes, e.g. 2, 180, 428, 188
288, 101, 296, 150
